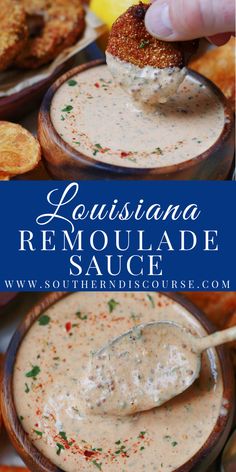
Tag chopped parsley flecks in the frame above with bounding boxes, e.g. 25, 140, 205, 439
92, 143, 109, 157
108, 299, 119, 313
68, 79, 78, 86
38, 315, 51, 326
34, 430, 43, 437
127, 157, 137, 163
99, 78, 112, 85
147, 294, 155, 308
61, 115, 65, 121
92, 460, 102, 470
115, 444, 127, 455
93, 144, 102, 155
19, 416, 24, 421
76, 311, 88, 320
138, 431, 147, 439
25, 365, 41, 379
59, 431, 68, 441
163, 435, 178, 447
25, 382, 30, 393
56, 443, 65, 455
139, 39, 150, 49
154, 147, 163, 155
61, 105, 73, 113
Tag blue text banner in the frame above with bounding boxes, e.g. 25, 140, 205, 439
0, 181, 235, 292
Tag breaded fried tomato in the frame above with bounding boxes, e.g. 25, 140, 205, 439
107, 2, 198, 69
15, 0, 85, 69
0, 0, 28, 72
106, 2, 198, 104
0, 121, 41, 177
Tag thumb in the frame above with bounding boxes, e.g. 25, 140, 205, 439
145, 0, 235, 41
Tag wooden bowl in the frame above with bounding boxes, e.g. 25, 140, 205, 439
1, 292, 235, 472
38, 60, 235, 181
0, 292, 18, 310
0, 58, 75, 122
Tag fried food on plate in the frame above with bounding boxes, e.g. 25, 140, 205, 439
0, 0, 28, 72
190, 38, 235, 112
184, 292, 236, 329
0, 122, 41, 176
106, 2, 198, 104
185, 292, 236, 369
0, 174, 10, 181
15, 0, 85, 69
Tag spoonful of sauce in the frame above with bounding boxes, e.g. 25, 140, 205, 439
81, 321, 236, 416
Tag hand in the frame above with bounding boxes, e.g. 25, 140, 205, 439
145, 0, 235, 45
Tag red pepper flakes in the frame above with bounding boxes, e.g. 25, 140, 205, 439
120, 151, 131, 158
94, 83, 100, 88
84, 450, 96, 458
65, 322, 72, 333
101, 147, 110, 154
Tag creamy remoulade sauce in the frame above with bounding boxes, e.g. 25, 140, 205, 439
50, 64, 225, 169
81, 322, 200, 416
13, 292, 225, 472
106, 52, 187, 105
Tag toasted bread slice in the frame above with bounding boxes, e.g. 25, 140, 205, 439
190, 38, 235, 112
0, 122, 41, 176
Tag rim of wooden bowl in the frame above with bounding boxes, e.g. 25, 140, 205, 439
38, 59, 234, 178
1, 292, 235, 472
0, 58, 76, 121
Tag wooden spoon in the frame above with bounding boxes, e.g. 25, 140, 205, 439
81, 321, 236, 416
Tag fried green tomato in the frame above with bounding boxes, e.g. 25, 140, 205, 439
106, 3, 199, 104
107, 2, 198, 69
0, 0, 28, 72
15, 0, 85, 69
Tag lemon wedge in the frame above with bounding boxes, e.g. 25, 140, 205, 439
90, 0, 149, 29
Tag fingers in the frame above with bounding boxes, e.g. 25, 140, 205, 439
145, 0, 235, 41
207, 33, 234, 46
